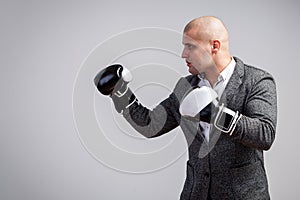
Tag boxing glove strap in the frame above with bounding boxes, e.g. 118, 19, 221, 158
213, 104, 242, 135
114, 85, 129, 97
111, 87, 137, 113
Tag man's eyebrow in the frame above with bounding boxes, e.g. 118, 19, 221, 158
183, 42, 196, 46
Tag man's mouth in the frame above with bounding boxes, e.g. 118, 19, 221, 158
186, 61, 192, 67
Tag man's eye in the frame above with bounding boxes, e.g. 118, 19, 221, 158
187, 44, 194, 49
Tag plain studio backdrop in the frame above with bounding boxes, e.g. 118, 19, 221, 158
1, 0, 299, 199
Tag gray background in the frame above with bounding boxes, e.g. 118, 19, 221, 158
1, 0, 299, 199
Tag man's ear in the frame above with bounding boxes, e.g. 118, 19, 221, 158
211, 40, 221, 53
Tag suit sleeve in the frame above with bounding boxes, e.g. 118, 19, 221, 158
122, 76, 195, 138
233, 73, 277, 150
122, 92, 181, 138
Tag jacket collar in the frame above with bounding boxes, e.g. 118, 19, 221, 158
220, 56, 244, 105
188, 56, 244, 105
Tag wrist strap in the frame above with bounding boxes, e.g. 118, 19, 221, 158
114, 81, 129, 97
214, 104, 242, 135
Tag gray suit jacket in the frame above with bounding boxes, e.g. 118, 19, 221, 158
123, 57, 277, 200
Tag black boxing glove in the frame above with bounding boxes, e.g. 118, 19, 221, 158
94, 64, 137, 113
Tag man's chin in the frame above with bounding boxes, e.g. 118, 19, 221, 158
188, 67, 201, 75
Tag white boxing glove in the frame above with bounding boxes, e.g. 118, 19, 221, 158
180, 86, 242, 135
179, 86, 218, 117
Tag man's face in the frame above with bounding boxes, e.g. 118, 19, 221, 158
181, 31, 214, 75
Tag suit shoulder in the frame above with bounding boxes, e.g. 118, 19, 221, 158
233, 56, 274, 82
235, 57, 273, 78
243, 64, 275, 87
177, 74, 194, 82
244, 64, 272, 77
234, 57, 276, 91
174, 74, 195, 86
172, 75, 197, 101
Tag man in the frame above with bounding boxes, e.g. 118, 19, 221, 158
94, 16, 277, 200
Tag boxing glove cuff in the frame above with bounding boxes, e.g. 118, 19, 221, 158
213, 103, 242, 135
111, 87, 137, 113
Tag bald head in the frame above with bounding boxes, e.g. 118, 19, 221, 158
182, 16, 232, 77
184, 16, 229, 47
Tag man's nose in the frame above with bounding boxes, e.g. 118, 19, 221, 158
181, 49, 187, 58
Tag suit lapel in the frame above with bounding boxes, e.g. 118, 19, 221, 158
209, 57, 245, 144
220, 57, 244, 106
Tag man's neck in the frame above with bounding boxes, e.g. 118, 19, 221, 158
205, 56, 232, 86
204, 68, 219, 87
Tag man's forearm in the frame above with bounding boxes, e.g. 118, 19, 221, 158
123, 93, 180, 138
